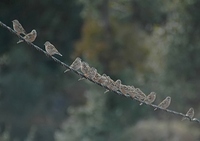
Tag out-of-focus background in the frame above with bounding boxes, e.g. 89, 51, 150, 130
0, 0, 200, 140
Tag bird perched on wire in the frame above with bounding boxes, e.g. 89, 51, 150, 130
135, 88, 147, 102
80, 62, 90, 76
87, 67, 97, 79
12, 19, 26, 35
17, 29, 37, 43
129, 89, 137, 99
104, 76, 115, 93
109, 79, 120, 92
64, 57, 82, 73
114, 79, 121, 91
154, 96, 171, 110
120, 84, 130, 96
78, 61, 91, 81
182, 107, 194, 121
97, 74, 108, 86
92, 72, 101, 82
44, 41, 62, 56
140, 92, 156, 105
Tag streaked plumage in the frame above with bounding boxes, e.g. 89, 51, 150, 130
182, 107, 194, 121
135, 88, 146, 102
92, 72, 101, 82
120, 84, 130, 95
44, 41, 62, 56
140, 92, 156, 105
154, 96, 171, 110
12, 19, 26, 35
80, 62, 90, 77
114, 79, 121, 90
87, 67, 97, 79
129, 89, 137, 98
105, 77, 115, 93
98, 74, 108, 86
64, 57, 82, 73
17, 29, 37, 43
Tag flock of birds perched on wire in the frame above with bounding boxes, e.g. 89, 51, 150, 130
11, 19, 196, 122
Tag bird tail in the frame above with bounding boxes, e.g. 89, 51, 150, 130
154, 108, 157, 111
64, 69, 70, 73
181, 117, 189, 121
78, 77, 85, 81
17, 40, 24, 44
22, 32, 27, 36
57, 52, 62, 56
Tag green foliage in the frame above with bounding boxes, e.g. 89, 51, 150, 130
121, 120, 200, 141
1, 0, 200, 140
166, 0, 200, 81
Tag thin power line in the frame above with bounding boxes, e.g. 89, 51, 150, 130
0, 21, 199, 124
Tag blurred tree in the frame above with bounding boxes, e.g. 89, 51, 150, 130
0, 0, 83, 140
1, 0, 200, 141
165, 0, 200, 108
167, 0, 200, 81
74, 0, 168, 74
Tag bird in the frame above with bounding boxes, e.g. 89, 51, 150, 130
12, 19, 26, 35
154, 96, 171, 110
92, 72, 101, 82
127, 86, 137, 98
129, 89, 137, 99
80, 62, 90, 76
87, 67, 97, 79
135, 88, 147, 102
98, 74, 108, 86
114, 79, 121, 91
17, 29, 37, 43
64, 57, 82, 73
104, 77, 115, 93
182, 107, 194, 121
44, 41, 62, 56
110, 79, 119, 92
120, 84, 130, 95
140, 92, 156, 105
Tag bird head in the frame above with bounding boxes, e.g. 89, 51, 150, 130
12, 19, 19, 23
31, 29, 37, 35
166, 96, 171, 101
44, 41, 50, 46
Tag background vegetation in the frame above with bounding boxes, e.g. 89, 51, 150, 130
0, 0, 200, 140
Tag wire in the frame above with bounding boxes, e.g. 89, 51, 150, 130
0, 21, 199, 124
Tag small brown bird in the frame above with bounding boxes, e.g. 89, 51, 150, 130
17, 29, 37, 43
106, 76, 113, 85
80, 62, 90, 76
110, 79, 120, 91
44, 41, 62, 56
92, 72, 101, 82
98, 74, 108, 86
130, 86, 136, 90
64, 57, 82, 73
182, 107, 194, 121
154, 96, 171, 110
87, 67, 97, 79
129, 89, 137, 98
12, 19, 26, 35
140, 92, 156, 105
135, 88, 147, 102
104, 77, 115, 93
114, 79, 121, 90
120, 84, 130, 95
78, 62, 90, 81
